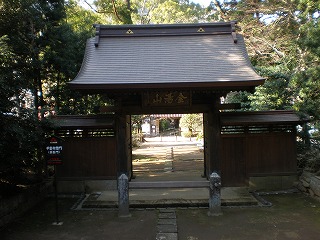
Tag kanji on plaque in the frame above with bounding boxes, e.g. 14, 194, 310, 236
164, 92, 174, 104
177, 92, 188, 104
145, 91, 190, 106
152, 94, 162, 104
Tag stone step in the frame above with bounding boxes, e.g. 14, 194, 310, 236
129, 180, 209, 189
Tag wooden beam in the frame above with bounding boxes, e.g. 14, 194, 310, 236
217, 103, 241, 110
100, 106, 119, 113
100, 104, 215, 115
99, 103, 241, 114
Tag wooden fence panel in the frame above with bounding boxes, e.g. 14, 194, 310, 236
220, 132, 297, 186
246, 133, 296, 176
220, 136, 246, 186
57, 137, 117, 179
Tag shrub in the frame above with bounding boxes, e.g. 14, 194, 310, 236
297, 141, 320, 174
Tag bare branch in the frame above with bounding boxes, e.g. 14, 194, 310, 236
111, 0, 124, 23
212, 0, 227, 20
83, 0, 110, 14
251, 36, 285, 58
83, 0, 97, 12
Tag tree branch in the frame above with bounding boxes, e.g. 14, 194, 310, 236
111, 0, 124, 23
212, 0, 227, 20
83, 0, 110, 14
252, 36, 285, 58
83, 0, 97, 12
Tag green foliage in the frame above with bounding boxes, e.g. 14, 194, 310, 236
180, 114, 203, 135
146, 0, 208, 24
0, 0, 78, 189
131, 115, 145, 135
132, 132, 144, 147
131, 115, 148, 145
94, 0, 133, 24
44, 1, 108, 115
225, 91, 251, 111
0, 31, 45, 180
0, 113, 44, 172
292, 67, 320, 119
159, 119, 170, 132
291, 16, 320, 120
0, 36, 17, 114
94, 0, 211, 24
297, 141, 320, 174
250, 67, 293, 111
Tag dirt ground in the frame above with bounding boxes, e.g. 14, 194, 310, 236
1, 193, 320, 240
132, 137, 204, 178
178, 193, 320, 240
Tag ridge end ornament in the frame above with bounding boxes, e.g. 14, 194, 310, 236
126, 29, 134, 34
197, 27, 205, 33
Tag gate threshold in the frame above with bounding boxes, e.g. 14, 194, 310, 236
129, 180, 209, 189
80, 187, 259, 209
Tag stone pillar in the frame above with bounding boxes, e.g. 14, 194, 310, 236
118, 174, 131, 217
208, 172, 223, 216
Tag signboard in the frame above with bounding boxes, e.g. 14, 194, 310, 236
46, 136, 63, 165
143, 91, 191, 107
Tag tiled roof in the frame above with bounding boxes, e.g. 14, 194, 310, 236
220, 111, 304, 126
69, 22, 264, 91
52, 115, 114, 128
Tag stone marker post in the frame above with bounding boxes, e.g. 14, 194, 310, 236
208, 172, 223, 216
118, 174, 131, 217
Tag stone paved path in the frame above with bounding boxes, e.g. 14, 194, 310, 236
156, 209, 178, 240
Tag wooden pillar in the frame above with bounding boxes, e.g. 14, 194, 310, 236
116, 112, 130, 178
203, 113, 209, 177
126, 115, 133, 179
204, 98, 221, 178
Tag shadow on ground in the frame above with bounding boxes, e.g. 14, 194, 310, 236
132, 137, 204, 180
1, 193, 320, 240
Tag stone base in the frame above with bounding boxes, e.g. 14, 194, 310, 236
298, 171, 320, 198
309, 176, 320, 196
249, 175, 298, 191
57, 180, 117, 194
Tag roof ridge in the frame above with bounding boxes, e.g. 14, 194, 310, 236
94, 21, 238, 47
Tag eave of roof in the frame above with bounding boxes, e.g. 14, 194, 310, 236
69, 80, 265, 91
69, 22, 265, 92
51, 115, 115, 129
220, 110, 305, 126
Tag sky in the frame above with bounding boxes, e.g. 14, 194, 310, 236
79, 0, 213, 9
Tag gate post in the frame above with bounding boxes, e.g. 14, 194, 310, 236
118, 173, 131, 217
208, 172, 223, 216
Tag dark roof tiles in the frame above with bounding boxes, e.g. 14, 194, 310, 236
220, 111, 303, 126
69, 23, 264, 90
